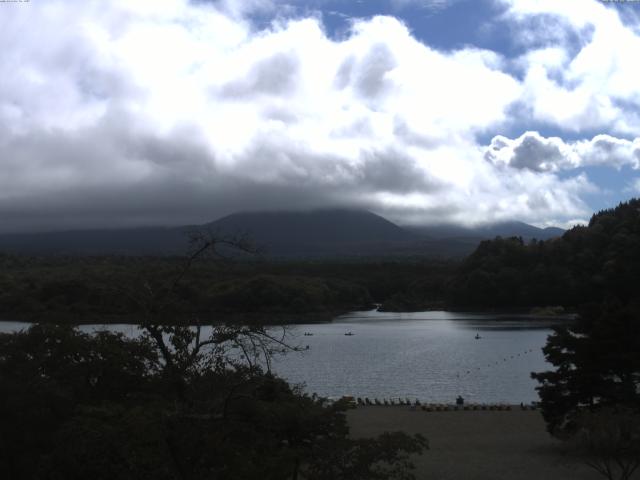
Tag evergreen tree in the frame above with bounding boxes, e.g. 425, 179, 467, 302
532, 302, 640, 435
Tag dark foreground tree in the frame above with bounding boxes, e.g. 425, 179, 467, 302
532, 301, 640, 479
532, 302, 640, 435
574, 407, 640, 480
0, 231, 427, 479
450, 198, 640, 310
0, 325, 427, 479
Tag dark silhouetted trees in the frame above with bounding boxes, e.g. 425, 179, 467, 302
0, 325, 428, 480
450, 198, 640, 309
0, 231, 427, 479
532, 302, 640, 435
574, 406, 640, 480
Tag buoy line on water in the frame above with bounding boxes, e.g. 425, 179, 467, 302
296, 330, 540, 391
455, 346, 538, 379
296, 331, 539, 379
345, 397, 538, 411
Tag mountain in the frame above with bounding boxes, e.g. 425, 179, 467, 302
207, 209, 416, 256
0, 209, 416, 257
404, 221, 564, 241
0, 209, 564, 258
0, 226, 191, 256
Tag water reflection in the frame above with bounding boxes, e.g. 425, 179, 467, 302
0, 310, 570, 404
270, 310, 570, 404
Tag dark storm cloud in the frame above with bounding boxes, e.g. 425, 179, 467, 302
0, 111, 440, 233
508, 134, 565, 172
223, 133, 440, 195
356, 149, 440, 193
485, 132, 640, 173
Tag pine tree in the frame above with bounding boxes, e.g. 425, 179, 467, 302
532, 302, 640, 435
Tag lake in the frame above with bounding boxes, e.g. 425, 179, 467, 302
0, 310, 568, 404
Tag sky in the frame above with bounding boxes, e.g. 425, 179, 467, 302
1, 0, 639, 233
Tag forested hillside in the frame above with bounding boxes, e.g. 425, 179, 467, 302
450, 198, 640, 308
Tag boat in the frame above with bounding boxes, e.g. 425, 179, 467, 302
475, 333, 482, 339
344, 332, 355, 336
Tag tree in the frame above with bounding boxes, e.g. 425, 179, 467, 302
0, 324, 161, 479
0, 230, 428, 479
450, 198, 640, 309
531, 302, 640, 435
116, 230, 289, 396
574, 407, 640, 480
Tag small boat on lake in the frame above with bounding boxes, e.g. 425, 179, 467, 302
475, 333, 482, 339
345, 332, 355, 336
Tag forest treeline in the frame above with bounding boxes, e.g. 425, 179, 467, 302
0, 254, 454, 322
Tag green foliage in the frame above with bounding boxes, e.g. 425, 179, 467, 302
305, 431, 428, 480
0, 324, 427, 480
0, 325, 161, 479
532, 302, 640, 435
0, 231, 437, 479
0, 255, 456, 322
207, 274, 372, 313
574, 407, 640, 480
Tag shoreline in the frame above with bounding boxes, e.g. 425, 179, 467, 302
0, 310, 345, 326
344, 400, 539, 411
0, 307, 577, 326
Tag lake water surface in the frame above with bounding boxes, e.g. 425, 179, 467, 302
0, 310, 568, 404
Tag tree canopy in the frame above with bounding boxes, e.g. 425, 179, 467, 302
531, 302, 640, 435
450, 198, 640, 309
0, 231, 427, 479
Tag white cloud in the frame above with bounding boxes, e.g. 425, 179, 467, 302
485, 132, 640, 172
0, 0, 605, 231
501, 0, 640, 134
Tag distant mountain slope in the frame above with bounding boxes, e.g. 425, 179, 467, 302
0, 227, 191, 255
404, 221, 564, 241
0, 209, 415, 257
208, 209, 416, 254
0, 209, 564, 258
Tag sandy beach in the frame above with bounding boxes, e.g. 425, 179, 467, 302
347, 406, 606, 480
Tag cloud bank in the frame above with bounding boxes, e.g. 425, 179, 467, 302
0, 0, 639, 232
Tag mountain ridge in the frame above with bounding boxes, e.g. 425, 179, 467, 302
404, 220, 565, 241
0, 209, 564, 258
